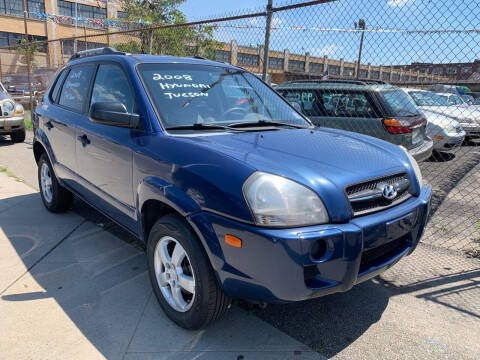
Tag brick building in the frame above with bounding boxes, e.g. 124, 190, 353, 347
0, 0, 124, 72
214, 41, 447, 85
393, 60, 480, 81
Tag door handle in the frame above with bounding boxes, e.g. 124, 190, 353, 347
45, 121, 54, 130
77, 134, 91, 145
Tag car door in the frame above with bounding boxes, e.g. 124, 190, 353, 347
319, 90, 384, 138
75, 62, 137, 230
39, 65, 95, 186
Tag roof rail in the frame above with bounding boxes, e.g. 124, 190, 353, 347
69, 47, 128, 61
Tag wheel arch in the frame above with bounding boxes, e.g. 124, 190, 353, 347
137, 177, 202, 243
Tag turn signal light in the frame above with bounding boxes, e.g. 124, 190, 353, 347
225, 234, 242, 248
14, 110, 24, 115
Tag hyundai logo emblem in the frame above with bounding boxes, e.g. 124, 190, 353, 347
382, 184, 397, 200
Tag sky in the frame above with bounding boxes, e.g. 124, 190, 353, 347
178, 0, 480, 66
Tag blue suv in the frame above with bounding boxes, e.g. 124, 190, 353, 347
33, 48, 431, 329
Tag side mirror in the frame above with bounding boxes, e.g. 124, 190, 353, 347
290, 101, 302, 113
89, 102, 139, 128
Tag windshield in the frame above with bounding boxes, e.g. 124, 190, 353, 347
138, 63, 308, 129
461, 95, 475, 105
380, 90, 420, 117
448, 94, 465, 105
408, 91, 451, 106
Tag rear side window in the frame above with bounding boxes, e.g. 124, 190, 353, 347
320, 92, 378, 118
380, 90, 420, 117
50, 69, 68, 103
279, 89, 322, 117
59, 65, 95, 112
90, 64, 135, 113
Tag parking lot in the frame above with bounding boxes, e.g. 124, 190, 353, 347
1, 133, 479, 359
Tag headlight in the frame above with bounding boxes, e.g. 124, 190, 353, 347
3, 101, 14, 112
401, 147, 423, 187
445, 125, 457, 135
243, 172, 329, 227
13, 103, 24, 115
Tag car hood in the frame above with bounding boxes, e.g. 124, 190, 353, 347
190, 127, 411, 199
419, 105, 480, 123
0, 92, 14, 102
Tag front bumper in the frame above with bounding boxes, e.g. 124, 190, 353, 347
432, 131, 465, 150
188, 185, 432, 303
409, 138, 433, 162
460, 123, 480, 138
0, 116, 25, 134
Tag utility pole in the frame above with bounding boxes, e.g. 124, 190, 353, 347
22, 0, 34, 112
74, 0, 78, 52
262, 0, 273, 82
355, 18, 365, 79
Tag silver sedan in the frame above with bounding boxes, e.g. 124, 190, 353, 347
0, 82, 26, 143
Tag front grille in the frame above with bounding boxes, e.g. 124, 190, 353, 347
360, 235, 409, 273
346, 173, 411, 217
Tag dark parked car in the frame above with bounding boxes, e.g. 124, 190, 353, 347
276, 80, 434, 162
33, 48, 431, 329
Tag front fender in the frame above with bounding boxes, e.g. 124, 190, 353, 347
136, 177, 202, 235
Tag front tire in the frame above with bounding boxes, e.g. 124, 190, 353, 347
11, 129, 26, 143
147, 214, 231, 330
38, 153, 73, 212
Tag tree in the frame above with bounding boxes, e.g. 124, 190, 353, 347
17, 38, 40, 67
118, 0, 219, 59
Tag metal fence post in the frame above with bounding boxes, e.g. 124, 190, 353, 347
148, 30, 153, 54
22, 0, 34, 113
262, 0, 273, 82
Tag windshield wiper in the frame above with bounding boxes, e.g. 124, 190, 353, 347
165, 123, 238, 131
228, 120, 309, 129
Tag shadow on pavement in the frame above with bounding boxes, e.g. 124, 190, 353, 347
0, 192, 322, 359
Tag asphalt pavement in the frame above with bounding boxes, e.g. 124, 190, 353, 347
1, 132, 479, 359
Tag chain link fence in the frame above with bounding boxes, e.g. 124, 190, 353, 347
1, 0, 479, 257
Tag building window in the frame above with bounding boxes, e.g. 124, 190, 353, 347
288, 60, 305, 72
359, 69, 368, 78
117, 11, 127, 19
329, 65, 340, 75
309, 62, 323, 74
57, 0, 105, 28
4, 0, 22, 16
344, 67, 355, 77
446, 67, 457, 75
381, 72, 390, 80
0, 31, 46, 51
392, 73, 400, 81
216, 50, 230, 63
411, 76, 418, 81
1, 0, 44, 17
238, 53, 259, 66
461, 66, 472, 74
371, 71, 380, 79
432, 67, 443, 75
269, 57, 284, 69
401, 75, 409, 81
418, 68, 426, 74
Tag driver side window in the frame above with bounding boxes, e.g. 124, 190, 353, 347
91, 64, 135, 113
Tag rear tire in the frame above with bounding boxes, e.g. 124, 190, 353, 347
38, 153, 73, 212
147, 214, 231, 330
11, 129, 26, 143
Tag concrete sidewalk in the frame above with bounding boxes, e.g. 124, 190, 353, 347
0, 172, 323, 360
